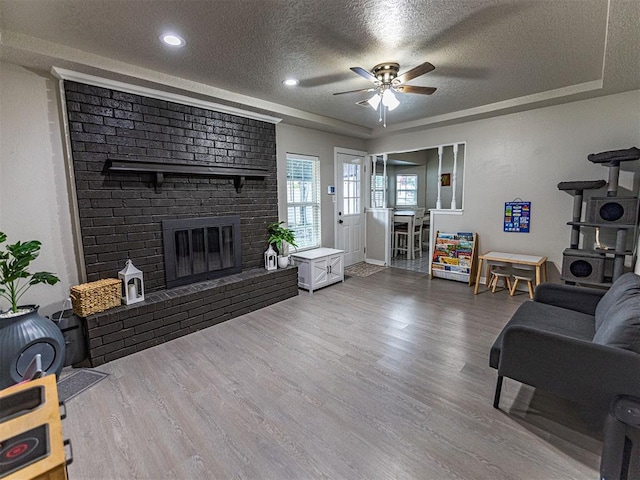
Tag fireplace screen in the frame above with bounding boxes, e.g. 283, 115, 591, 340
163, 216, 241, 288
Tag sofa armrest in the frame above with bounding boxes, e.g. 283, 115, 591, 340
533, 283, 606, 316
499, 326, 640, 406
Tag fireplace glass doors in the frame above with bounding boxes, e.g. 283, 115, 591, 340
162, 216, 242, 288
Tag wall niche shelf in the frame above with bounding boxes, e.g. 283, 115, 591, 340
107, 158, 269, 193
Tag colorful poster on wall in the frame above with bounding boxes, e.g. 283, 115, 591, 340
504, 201, 531, 233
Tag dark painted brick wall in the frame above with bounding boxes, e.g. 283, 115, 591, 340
64, 81, 278, 291
85, 268, 299, 366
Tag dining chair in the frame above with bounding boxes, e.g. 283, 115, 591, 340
421, 216, 430, 249
394, 231, 409, 258
394, 210, 424, 259
393, 215, 410, 258
509, 264, 536, 298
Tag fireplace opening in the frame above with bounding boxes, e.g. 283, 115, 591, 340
162, 216, 242, 288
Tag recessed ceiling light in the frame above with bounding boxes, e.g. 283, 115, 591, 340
283, 78, 299, 86
160, 33, 186, 47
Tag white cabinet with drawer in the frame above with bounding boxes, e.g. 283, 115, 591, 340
290, 248, 344, 293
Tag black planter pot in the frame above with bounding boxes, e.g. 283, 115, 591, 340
0, 305, 66, 389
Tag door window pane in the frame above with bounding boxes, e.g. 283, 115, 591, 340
343, 162, 361, 215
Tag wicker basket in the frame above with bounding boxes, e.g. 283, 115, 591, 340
70, 278, 121, 317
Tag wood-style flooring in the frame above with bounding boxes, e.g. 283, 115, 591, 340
63, 267, 602, 479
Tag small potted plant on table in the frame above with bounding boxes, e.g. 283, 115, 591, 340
0, 231, 65, 388
267, 221, 297, 268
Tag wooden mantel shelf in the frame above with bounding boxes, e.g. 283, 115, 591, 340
108, 159, 269, 193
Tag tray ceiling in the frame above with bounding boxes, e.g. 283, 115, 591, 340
0, 0, 638, 137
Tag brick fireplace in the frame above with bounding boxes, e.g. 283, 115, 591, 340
63, 80, 298, 366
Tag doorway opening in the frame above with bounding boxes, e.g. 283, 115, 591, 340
369, 143, 466, 274
334, 148, 367, 267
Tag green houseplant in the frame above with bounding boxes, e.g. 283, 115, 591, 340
267, 222, 297, 267
0, 230, 65, 389
0, 231, 60, 315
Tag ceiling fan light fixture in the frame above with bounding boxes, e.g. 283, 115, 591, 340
367, 93, 381, 110
382, 89, 399, 111
335, 61, 435, 127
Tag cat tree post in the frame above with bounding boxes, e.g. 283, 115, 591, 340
557, 180, 606, 248
588, 147, 640, 197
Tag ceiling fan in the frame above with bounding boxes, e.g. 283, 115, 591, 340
333, 62, 437, 127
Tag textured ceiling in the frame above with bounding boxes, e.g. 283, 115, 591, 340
0, 0, 638, 137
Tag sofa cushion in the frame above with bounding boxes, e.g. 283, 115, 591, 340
595, 272, 640, 330
490, 300, 596, 368
592, 294, 640, 353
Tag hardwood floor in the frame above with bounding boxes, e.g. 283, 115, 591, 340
63, 268, 602, 479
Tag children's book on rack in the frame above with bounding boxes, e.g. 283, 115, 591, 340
430, 231, 478, 285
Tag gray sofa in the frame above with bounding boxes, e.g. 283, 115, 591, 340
490, 272, 640, 409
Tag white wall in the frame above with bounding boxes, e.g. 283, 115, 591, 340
367, 90, 640, 280
0, 62, 79, 316
275, 124, 366, 248
2, 59, 638, 307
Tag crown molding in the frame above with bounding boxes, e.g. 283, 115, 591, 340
51, 66, 283, 125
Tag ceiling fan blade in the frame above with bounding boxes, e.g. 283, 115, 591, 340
333, 88, 375, 96
350, 67, 379, 83
395, 62, 435, 84
396, 85, 437, 95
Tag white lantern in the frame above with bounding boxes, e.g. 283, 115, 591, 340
264, 245, 277, 270
118, 259, 145, 305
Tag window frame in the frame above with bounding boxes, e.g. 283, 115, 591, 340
395, 173, 418, 206
285, 153, 321, 251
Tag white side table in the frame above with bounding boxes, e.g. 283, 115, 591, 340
290, 248, 344, 294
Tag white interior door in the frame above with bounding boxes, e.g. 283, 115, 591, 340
335, 149, 366, 266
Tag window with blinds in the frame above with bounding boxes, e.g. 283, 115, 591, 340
286, 154, 321, 250
396, 174, 418, 206
371, 174, 387, 208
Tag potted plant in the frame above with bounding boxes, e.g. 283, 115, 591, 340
0, 231, 60, 316
267, 221, 297, 268
0, 231, 65, 388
